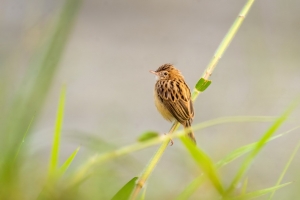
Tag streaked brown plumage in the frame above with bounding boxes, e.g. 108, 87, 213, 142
150, 64, 196, 144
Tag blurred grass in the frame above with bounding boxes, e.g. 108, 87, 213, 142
49, 85, 66, 176
176, 126, 299, 200
0, 0, 81, 199
0, 0, 299, 200
180, 136, 224, 195
268, 141, 300, 200
232, 182, 291, 200
226, 99, 300, 195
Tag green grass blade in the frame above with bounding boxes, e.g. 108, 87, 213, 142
176, 175, 205, 200
268, 141, 300, 200
70, 116, 277, 187
180, 136, 224, 195
217, 126, 299, 168
241, 177, 248, 195
59, 146, 80, 176
138, 131, 159, 142
139, 185, 147, 200
13, 115, 35, 163
49, 85, 66, 176
0, 0, 81, 193
177, 126, 299, 199
111, 177, 138, 200
226, 100, 299, 194
232, 182, 291, 200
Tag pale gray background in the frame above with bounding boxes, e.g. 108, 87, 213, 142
1, 0, 300, 199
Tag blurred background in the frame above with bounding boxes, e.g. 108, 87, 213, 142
1, 0, 300, 199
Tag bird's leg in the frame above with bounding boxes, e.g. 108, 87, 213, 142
166, 122, 178, 146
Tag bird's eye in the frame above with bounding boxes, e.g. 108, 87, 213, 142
163, 72, 168, 76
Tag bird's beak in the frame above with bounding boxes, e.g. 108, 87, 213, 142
149, 70, 157, 75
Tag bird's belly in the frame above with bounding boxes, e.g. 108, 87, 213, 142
154, 91, 174, 122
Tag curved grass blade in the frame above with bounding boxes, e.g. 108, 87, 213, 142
241, 177, 248, 195
13, 115, 35, 163
69, 116, 277, 187
176, 175, 205, 200
177, 126, 299, 199
226, 99, 300, 194
0, 0, 81, 195
268, 141, 300, 200
217, 127, 299, 168
49, 85, 66, 176
111, 177, 138, 200
232, 182, 291, 200
59, 146, 80, 176
180, 136, 224, 195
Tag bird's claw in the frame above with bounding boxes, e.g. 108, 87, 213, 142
164, 133, 174, 146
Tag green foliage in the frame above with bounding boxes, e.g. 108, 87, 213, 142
111, 177, 138, 200
268, 141, 300, 200
0, 0, 81, 198
195, 78, 212, 92
226, 100, 299, 195
1, 0, 299, 199
49, 86, 66, 176
180, 136, 224, 195
232, 182, 291, 200
138, 131, 159, 142
176, 127, 299, 199
59, 147, 80, 176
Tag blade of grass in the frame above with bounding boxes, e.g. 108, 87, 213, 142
241, 178, 248, 195
131, 122, 180, 200
268, 141, 300, 200
59, 146, 80, 176
49, 85, 66, 176
176, 175, 205, 200
139, 186, 147, 200
13, 114, 35, 163
69, 116, 276, 186
176, 126, 299, 199
232, 182, 291, 200
217, 126, 300, 168
192, 0, 255, 98
111, 177, 138, 200
226, 99, 300, 195
0, 0, 81, 197
180, 136, 224, 195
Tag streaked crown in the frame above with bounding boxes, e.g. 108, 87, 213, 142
154, 64, 183, 80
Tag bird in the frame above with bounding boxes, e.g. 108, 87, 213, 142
150, 64, 196, 144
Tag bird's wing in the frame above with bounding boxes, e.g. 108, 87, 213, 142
156, 80, 194, 125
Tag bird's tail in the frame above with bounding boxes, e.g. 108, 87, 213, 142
184, 125, 196, 145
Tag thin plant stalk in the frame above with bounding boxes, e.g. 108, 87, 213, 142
69, 116, 276, 187
131, 123, 179, 199
268, 141, 300, 200
131, 0, 256, 198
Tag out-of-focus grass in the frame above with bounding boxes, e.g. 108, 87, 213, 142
176, 126, 300, 200
49, 86, 66, 176
226, 99, 300, 196
0, 0, 81, 199
1, 0, 299, 200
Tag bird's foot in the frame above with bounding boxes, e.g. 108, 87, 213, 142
164, 133, 174, 146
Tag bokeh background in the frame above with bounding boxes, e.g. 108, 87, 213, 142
1, 0, 300, 199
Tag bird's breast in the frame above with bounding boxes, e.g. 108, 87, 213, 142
153, 89, 174, 122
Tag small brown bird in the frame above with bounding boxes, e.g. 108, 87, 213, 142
150, 64, 196, 144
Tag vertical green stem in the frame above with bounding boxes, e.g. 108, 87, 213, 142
192, 0, 255, 98
268, 141, 300, 200
131, 123, 179, 199
132, 0, 256, 198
